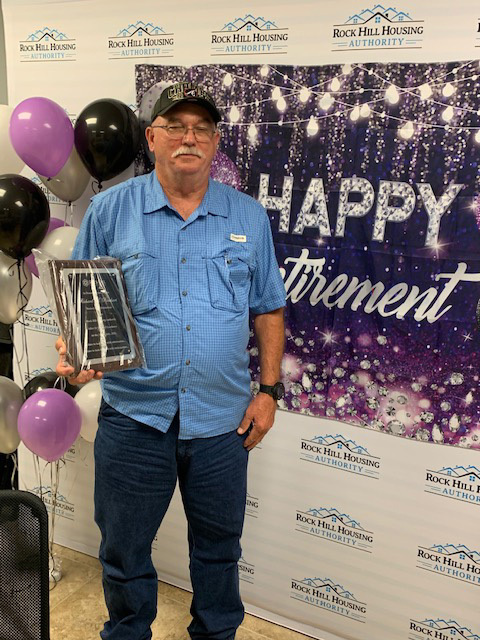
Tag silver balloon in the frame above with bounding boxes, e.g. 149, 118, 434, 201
38, 146, 89, 203
138, 81, 170, 163
0, 376, 23, 454
0, 252, 32, 324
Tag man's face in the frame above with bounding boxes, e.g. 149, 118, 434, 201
145, 103, 219, 180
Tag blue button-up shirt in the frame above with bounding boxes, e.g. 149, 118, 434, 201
72, 171, 286, 439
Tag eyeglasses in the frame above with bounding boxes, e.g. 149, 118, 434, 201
151, 124, 216, 142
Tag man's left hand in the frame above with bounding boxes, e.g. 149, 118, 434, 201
237, 392, 277, 451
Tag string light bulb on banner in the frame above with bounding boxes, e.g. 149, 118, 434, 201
247, 123, 258, 142
271, 86, 281, 100
260, 65, 269, 77
442, 82, 456, 97
319, 92, 334, 111
306, 116, 319, 136
299, 87, 311, 103
229, 105, 240, 123
349, 105, 360, 122
385, 85, 400, 104
419, 83, 432, 100
474, 130, 480, 144
330, 77, 341, 92
223, 73, 233, 87
360, 103, 371, 118
398, 121, 415, 140
276, 96, 287, 112
441, 106, 454, 122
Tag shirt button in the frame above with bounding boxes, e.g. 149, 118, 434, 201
182, 290, 187, 296
181, 387, 186, 393
181, 257, 187, 264
186, 325, 191, 331
185, 359, 190, 365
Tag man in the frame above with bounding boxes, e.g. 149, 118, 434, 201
56, 81, 286, 640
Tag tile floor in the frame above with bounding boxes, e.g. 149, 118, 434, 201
50, 545, 311, 640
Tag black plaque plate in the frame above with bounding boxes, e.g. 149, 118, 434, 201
49, 258, 143, 374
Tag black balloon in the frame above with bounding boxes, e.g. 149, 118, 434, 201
0, 174, 50, 259
23, 371, 79, 399
74, 99, 141, 184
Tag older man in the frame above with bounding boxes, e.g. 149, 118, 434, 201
56, 81, 285, 640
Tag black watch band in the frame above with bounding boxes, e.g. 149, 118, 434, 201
259, 382, 285, 401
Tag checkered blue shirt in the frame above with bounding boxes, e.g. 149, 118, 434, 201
72, 171, 286, 439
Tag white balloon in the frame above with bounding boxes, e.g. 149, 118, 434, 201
38, 226, 79, 260
0, 376, 23, 454
75, 380, 102, 442
0, 251, 32, 324
0, 105, 25, 175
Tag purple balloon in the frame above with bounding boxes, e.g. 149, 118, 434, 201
210, 151, 242, 190
9, 97, 74, 178
25, 217, 69, 278
17, 388, 81, 462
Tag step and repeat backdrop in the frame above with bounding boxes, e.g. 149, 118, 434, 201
3, 1, 480, 640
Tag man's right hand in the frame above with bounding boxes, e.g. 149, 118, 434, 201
55, 336, 103, 385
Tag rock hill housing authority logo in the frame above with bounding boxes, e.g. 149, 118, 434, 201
295, 506, 374, 552
19, 27, 76, 62
409, 618, 480, 640
238, 556, 255, 584
290, 576, 367, 623
30, 486, 75, 520
211, 14, 289, 56
23, 305, 59, 336
108, 21, 174, 60
300, 433, 380, 479
332, 4, 424, 52
424, 465, 480, 506
417, 543, 480, 587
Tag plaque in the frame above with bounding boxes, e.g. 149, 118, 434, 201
49, 258, 144, 374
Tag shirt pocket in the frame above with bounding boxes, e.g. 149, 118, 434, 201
121, 252, 158, 316
205, 249, 252, 312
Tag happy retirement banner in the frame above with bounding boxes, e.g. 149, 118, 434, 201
136, 61, 480, 450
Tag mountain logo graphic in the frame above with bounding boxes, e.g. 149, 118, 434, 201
342, 4, 413, 25
25, 27, 70, 42
220, 14, 280, 32
115, 21, 165, 37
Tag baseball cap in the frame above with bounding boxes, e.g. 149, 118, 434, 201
151, 82, 222, 124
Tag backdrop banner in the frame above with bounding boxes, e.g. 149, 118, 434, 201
136, 61, 480, 449
3, 2, 480, 640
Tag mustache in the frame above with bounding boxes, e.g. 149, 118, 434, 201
172, 146, 205, 159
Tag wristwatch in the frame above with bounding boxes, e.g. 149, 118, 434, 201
259, 382, 285, 401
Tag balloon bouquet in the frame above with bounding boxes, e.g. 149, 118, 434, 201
0, 95, 141, 580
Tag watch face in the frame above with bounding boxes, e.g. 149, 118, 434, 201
273, 382, 285, 400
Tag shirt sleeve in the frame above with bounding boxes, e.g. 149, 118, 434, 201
71, 200, 108, 260
249, 208, 286, 315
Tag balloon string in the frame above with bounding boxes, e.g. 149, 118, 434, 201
15, 260, 31, 383
9, 451, 18, 489
49, 460, 60, 587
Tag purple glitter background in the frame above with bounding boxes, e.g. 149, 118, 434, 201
135, 62, 480, 449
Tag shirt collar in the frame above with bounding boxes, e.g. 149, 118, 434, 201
143, 172, 228, 218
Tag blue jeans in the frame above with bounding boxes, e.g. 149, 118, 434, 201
94, 401, 249, 640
